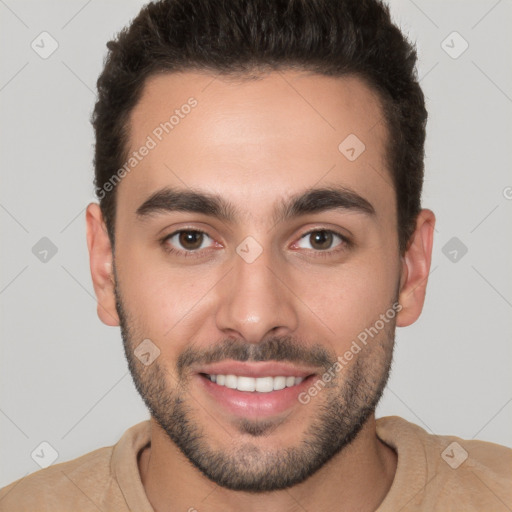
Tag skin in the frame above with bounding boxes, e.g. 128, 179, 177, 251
86, 70, 435, 512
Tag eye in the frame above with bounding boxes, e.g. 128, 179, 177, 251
295, 229, 347, 252
162, 229, 214, 254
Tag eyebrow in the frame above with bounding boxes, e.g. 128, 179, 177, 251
135, 185, 376, 224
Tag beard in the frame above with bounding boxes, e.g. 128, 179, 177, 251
114, 271, 396, 493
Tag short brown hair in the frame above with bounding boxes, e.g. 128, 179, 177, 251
92, 0, 427, 254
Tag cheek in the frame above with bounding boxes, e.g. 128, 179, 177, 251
295, 253, 398, 348
118, 251, 221, 341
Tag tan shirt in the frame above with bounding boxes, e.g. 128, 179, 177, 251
1, 416, 511, 511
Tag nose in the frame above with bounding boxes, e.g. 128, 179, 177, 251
214, 243, 299, 343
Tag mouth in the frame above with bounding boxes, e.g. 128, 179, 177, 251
195, 360, 318, 419
202, 373, 306, 392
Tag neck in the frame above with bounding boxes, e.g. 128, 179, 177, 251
138, 414, 397, 512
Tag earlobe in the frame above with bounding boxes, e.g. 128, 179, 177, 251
396, 209, 436, 327
86, 202, 120, 327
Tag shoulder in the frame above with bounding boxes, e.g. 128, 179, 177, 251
377, 416, 512, 510
0, 445, 124, 512
378, 415, 512, 469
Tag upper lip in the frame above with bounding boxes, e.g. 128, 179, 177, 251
196, 360, 319, 378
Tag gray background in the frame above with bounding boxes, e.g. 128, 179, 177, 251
1, 0, 511, 488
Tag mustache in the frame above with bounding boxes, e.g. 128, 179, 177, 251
176, 336, 336, 377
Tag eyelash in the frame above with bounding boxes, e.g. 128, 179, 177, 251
159, 228, 352, 259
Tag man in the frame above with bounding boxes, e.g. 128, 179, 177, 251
1, 0, 510, 510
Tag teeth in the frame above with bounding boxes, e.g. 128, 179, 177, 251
237, 376, 256, 392
225, 375, 237, 389
207, 374, 305, 392
269, 376, 285, 391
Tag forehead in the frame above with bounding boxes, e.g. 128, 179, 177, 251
119, 70, 393, 224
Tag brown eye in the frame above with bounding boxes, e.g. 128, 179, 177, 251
296, 230, 346, 252
164, 230, 212, 253
309, 231, 333, 250
178, 231, 204, 250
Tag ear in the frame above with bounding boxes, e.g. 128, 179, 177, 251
86, 202, 120, 326
396, 208, 436, 327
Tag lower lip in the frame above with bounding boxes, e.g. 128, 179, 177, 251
198, 374, 315, 419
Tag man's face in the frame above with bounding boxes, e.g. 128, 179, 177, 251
110, 71, 403, 491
